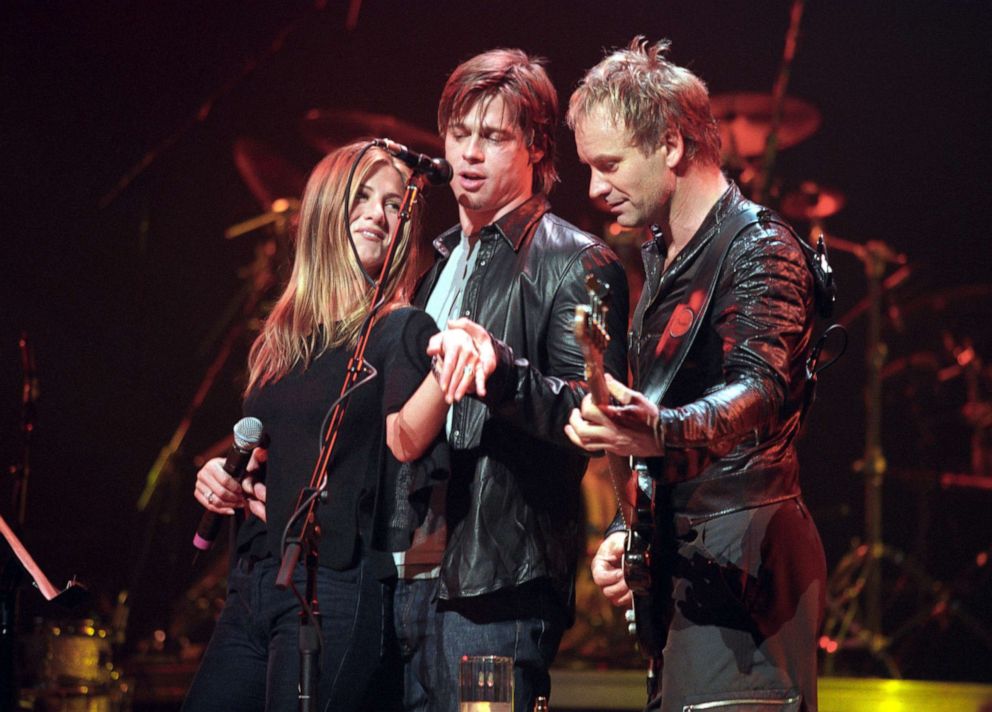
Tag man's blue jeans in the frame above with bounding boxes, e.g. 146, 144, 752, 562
394, 577, 566, 712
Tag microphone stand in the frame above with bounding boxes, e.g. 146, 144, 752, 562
1, 333, 39, 711
276, 161, 423, 712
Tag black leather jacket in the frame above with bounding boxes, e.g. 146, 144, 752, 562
634, 184, 815, 521
414, 194, 628, 608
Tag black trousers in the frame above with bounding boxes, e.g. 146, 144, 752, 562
182, 556, 398, 712
646, 498, 826, 712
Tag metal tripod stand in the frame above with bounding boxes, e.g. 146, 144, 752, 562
820, 239, 992, 676
820, 239, 912, 675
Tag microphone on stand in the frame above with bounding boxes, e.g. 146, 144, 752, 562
192, 416, 265, 552
373, 138, 453, 186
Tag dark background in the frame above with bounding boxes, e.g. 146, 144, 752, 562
3, 0, 991, 683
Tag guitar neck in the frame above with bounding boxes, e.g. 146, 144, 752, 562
586, 360, 611, 407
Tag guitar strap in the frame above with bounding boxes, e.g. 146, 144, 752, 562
620, 204, 767, 659
639, 203, 769, 407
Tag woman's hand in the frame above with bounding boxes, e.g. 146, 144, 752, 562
193, 446, 268, 522
194, 457, 246, 515
242, 447, 267, 522
426, 318, 497, 403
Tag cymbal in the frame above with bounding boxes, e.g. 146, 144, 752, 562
301, 108, 442, 155
710, 92, 821, 158
232, 137, 307, 210
780, 181, 846, 221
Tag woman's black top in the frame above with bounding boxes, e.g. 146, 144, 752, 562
237, 307, 437, 576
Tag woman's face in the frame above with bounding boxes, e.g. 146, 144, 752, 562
349, 163, 405, 274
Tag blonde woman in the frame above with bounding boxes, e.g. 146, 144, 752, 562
184, 141, 481, 712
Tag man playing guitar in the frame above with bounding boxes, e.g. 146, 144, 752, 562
565, 38, 827, 712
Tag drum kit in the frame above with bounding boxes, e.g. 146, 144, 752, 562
21, 620, 130, 712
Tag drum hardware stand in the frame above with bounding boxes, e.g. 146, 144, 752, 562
818, 238, 992, 675
751, 0, 805, 204
819, 237, 910, 675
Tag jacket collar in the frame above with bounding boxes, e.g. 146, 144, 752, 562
644, 182, 742, 261
432, 193, 551, 257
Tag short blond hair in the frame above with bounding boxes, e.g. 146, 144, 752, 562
567, 37, 721, 166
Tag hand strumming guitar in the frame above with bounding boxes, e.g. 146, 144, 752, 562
590, 530, 632, 607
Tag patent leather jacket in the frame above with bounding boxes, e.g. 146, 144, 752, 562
414, 194, 628, 608
634, 184, 815, 521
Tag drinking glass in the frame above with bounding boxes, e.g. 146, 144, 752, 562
458, 654, 513, 712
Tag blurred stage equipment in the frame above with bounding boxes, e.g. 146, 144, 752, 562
1, 513, 103, 710
23, 619, 131, 712
780, 181, 846, 222
711, 91, 821, 160
124, 148, 289, 673
821, 233, 910, 675
232, 137, 307, 213
711, 90, 820, 200
98, 3, 330, 209
3, 335, 95, 712
886, 285, 992, 480
225, 197, 300, 241
715, 0, 814, 203
3, 332, 37, 709
819, 235, 992, 675
301, 108, 442, 155
228, 137, 305, 242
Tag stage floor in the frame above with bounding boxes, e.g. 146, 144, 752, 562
549, 670, 992, 711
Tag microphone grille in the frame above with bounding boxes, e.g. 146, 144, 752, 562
233, 416, 264, 449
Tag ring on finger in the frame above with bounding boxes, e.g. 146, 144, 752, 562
206, 490, 215, 504
463, 364, 474, 377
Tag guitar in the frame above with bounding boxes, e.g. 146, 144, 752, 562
573, 275, 661, 657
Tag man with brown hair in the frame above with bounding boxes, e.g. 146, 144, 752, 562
394, 48, 629, 711
566, 38, 826, 711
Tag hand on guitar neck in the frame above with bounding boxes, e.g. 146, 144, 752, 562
569, 275, 662, 657
565, 275, 664, 463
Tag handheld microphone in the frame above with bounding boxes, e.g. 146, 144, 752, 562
374, 138, 453, 186
192, 416, 264, 551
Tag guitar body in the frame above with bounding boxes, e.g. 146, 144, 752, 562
623, 463, 665, 658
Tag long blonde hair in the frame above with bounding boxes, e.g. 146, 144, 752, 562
246, 141, 419, 393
